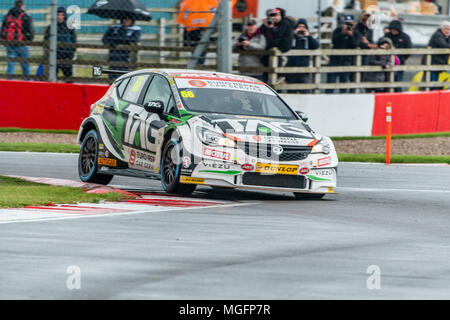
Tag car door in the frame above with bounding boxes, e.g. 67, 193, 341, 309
139, 74, 177, 173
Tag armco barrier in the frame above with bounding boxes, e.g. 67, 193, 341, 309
0, 80, 108, 131
1, 80, 449, 135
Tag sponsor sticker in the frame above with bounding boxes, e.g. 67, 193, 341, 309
188, 80, 207, 87
314, 169, 333, 176
255, 163, 298, 175
182, 156, 191, 169
93, 105, 105, 115
299, 167, 310, 175
98, 158, 117, 167
241, 164, 254, 171
129, 149, 136, 166
180, 176, 205, 184
202, 161, 231, 170
203, 148, 231, 161
318, 156, 332, 167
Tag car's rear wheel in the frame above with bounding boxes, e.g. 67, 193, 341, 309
78, 130, 113, 185
161, 140, 196, 196
293, 193, 325, 200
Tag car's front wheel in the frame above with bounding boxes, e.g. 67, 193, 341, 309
293, 193, 325, 200
78, 129, 113, 185
160, 139, 195, 196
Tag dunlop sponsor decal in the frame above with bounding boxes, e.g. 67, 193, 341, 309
180, 176, 205, 184
98, 158, 117, 167
255, 163, 298, 175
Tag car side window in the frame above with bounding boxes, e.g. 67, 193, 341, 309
142, 75, 173, 110
117, 78, 131, 98
166, 95, 177, 116
122, 75, 149, 103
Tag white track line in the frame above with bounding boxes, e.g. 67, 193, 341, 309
0, 202, 257, 225
338, 187, 450, 193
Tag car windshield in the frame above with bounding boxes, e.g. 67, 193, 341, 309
177, 88, 297, 120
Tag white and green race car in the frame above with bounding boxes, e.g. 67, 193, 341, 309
77, 68, 337, 199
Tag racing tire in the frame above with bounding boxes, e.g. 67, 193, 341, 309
160, 139, 196, 196
78, 130, 113, 185
293, 193, 325, 200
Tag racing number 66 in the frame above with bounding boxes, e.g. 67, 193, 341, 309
180, 91, 195, 98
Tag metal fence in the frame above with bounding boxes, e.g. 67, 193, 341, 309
0, 1, 448, 93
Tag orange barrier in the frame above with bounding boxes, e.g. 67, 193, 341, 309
372, 91, 449, 136
385, 102, 392, 164
0, 80, 108, 131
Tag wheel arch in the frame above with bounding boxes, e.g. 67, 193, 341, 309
78, 119, 99, 145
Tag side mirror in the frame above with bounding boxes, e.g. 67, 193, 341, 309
144, 100, 164, 116
295, 110, 309, 122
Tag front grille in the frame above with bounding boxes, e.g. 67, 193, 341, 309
238, 142, 311, 162
243, 173, 307, 189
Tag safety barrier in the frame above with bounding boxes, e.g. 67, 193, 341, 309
0, 80, 108, 130
1, 80, 449, 136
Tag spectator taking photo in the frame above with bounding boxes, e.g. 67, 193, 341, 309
234, 19, 266, 81
286, 18, 319, 93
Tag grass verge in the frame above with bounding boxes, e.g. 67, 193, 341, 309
0, 127, 78, 134
332, 132, 450, 141
338, 154, 450, 164
0, 142, 79, 153
0, 175, 129, 209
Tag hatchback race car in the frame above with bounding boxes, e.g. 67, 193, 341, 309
77, 67, 338, 199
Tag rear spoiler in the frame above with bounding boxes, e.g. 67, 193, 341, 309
92, 66, 128, 78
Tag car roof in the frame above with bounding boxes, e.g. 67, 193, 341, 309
116, 68, 262, 83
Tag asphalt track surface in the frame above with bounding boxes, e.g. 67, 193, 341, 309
0, 151, 449, 299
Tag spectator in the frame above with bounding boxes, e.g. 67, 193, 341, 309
44, 6, 76, 80
286, 18, 319, 93
260, 7, 294, 83
363, 37, 393, 93
1, 0, 34, 77
260, 8, 293, 53
326, 15, 360, 94
428, 21, 450, 90
355, 12, 377, 50
102, 15, 141, 79
234, 19, 266, 81
385, 20, 412, 91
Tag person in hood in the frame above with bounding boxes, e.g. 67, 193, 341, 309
286, 19, 319, 93
234, 19, 266, 81
428, 21, 450, 90
102, 15, 141, 80
385, 20, 412, 91
44, 6, 77, 80
363, 37, 393, 93
1, 0, 34, 77
326, 15, 360, 94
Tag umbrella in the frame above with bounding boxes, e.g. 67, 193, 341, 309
88, 0, 152, 21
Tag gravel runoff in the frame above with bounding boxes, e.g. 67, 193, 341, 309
0, 132, 449, 156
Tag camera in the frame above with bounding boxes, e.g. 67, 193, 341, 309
267, 18, 273, 26
238, 35, 248, 42
346, 24, 352, 31
298, 30, 305, 36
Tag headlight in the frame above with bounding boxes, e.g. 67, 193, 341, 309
311, 139, 330, 154
198, 128, 236, 148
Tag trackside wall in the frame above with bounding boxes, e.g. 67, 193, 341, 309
0, 80, 449, 136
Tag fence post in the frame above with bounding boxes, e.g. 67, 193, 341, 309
425, 51, 432, 92
48, 0, 58, 82
389, 53, 395, 93
385, 102, 392, 165
355, 54, 362, 94
268, 49, 278, 86
130, 43, 138, 71
217, 0, 232, 73
314, 52, 321, 94
158, 18, 166, 65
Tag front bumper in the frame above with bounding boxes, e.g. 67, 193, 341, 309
180, 146, 338, 194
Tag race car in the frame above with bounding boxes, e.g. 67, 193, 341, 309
77, 67, 338, 199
